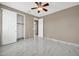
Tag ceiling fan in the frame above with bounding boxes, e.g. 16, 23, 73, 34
31, 2, 49, 13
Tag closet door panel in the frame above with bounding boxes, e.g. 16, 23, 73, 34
2, 9, 17, 45
17, 14, 24, 39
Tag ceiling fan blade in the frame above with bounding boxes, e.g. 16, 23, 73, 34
38, 11, 40, 13
43, 8, 48, 12
39, 2, 42, 5
35, 2, 39, 5
43, 3, 49, 7
31, 7, 37, 9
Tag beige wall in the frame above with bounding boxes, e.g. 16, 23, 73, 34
43, 5, 79, 44
25, 14, 34, 39
0, 4, 34, 42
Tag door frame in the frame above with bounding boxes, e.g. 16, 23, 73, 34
33, 17, 38, 38
17, 13, 25, 40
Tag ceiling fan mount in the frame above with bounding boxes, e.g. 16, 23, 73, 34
31, 2, 49, 13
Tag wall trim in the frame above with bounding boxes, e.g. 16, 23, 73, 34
44, 37, 79, 47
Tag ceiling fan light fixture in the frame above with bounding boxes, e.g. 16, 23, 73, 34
37, 7, 43, 11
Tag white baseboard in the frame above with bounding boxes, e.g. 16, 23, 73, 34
44, 37, 79, 47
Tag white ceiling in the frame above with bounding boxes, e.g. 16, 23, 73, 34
1, 2, 79, 17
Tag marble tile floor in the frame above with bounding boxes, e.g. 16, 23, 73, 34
0, 37, 79, 56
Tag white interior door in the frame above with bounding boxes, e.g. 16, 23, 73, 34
38, 18, 43, 38
2, 9, 17, 45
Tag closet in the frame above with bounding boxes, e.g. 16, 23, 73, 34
2, 9, 17, 45
17, 14, 24, 41
1, 8, 25, 45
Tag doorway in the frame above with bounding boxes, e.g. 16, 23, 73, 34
34, 19, 38, 38
17, 14, 24, 41
34, 18, 43, 38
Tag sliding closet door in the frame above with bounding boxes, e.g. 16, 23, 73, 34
2, 9, 17, 45
17, 14, 24, 40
